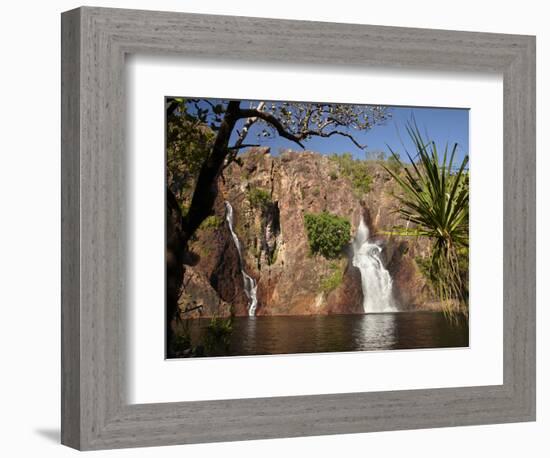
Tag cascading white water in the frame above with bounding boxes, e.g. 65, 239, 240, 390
352, 216, 397, 313
224, 201, 258, 316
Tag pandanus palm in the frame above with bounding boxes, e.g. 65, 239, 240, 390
383, 124, 469, 315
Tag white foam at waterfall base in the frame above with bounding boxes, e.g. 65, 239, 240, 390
352, 216, 397, 313
224, 201, 258, 316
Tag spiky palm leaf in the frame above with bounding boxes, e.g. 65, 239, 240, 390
383, 123, 469, 315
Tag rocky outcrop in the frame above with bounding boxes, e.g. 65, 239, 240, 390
177, 265, 231, 318
325, 264, 364, 314
176, 147, 437, 317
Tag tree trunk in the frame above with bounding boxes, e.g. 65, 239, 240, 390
166, 186, 184, 354
181, 101, 241, 242
166, 101, 241, 353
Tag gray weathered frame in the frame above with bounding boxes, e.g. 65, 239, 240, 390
61, 6, 536, 451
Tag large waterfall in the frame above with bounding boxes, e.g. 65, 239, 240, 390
352, 216, 397, 313
224, 201, 258, 316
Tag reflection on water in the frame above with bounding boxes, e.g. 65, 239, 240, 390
181, 312, 468, 358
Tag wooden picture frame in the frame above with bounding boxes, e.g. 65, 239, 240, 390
61, 6, 536, 450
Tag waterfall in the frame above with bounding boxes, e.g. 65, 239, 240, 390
224, 201, 258, 316
352, 215, 397, 313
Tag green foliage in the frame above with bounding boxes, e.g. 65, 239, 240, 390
179, 202, 189, 217
304, 212, 351, 259
329, 170, 338, 180
166, 98, 215, 200
172, 332, 191, 354
197, 244, 211, 258
383, 123, 469, 314
250, 242, 262, 261
320, 261, 345, 293
365, 150, 387, 161
415, 255, 431, 280
415, 254, 441, 294
415, 247, 469, 304
386, 153, 401, 175
199, 215, 223, 230
204, 316, 233, 356
247, 187, 272, 209
329, 153, 373, 195
268, 247, 278, 265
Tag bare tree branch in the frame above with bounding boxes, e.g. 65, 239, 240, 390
239, 107, 369, 150
223, 102, 266, 171
298, 129, 367, 150
227, 143, 261, 150
233, 101, 265, 148
238, 108, 306, 148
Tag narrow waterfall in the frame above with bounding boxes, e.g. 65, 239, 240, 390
224, 201, 258, 316
352, 215, 397, 313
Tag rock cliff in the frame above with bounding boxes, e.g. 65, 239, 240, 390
178, 147, 436, 318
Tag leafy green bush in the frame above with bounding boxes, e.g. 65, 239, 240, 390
204, 317, 233, 356
304, 212, 351, 259
385, 153, 401, 175
329, 153, 373, 195
247, 187, 272, 209
415, 248, 469, 301
415, 255, 434, 288
172, 332, 191, 354
166, 98, 215, 198
199, 215, 223, 230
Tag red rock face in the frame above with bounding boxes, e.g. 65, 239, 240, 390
177, 148, 439, 318
325, 265, 364, 314
182, 196, 249, 317
386, 241, 431, 310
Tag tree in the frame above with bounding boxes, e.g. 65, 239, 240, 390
165, 98, 390, 346
166, 98, 215, 204
172, 99, 389, 240
383, 123, 469, 315
304, 212, 351, 259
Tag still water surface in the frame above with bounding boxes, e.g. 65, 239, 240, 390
185, 312, 468, 357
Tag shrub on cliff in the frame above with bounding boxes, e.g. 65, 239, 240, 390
199, 215, 223, 230
320, 261, 345, 292
304, 212, 351, 259
329, 152, 373, 195
247, 187, 272, 209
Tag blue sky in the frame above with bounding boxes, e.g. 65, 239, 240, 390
182, 98, 469, 165
237, 105, 469, 164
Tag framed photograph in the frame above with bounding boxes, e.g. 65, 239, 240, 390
164, 97, 470, 359
61, 6, 536, 450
